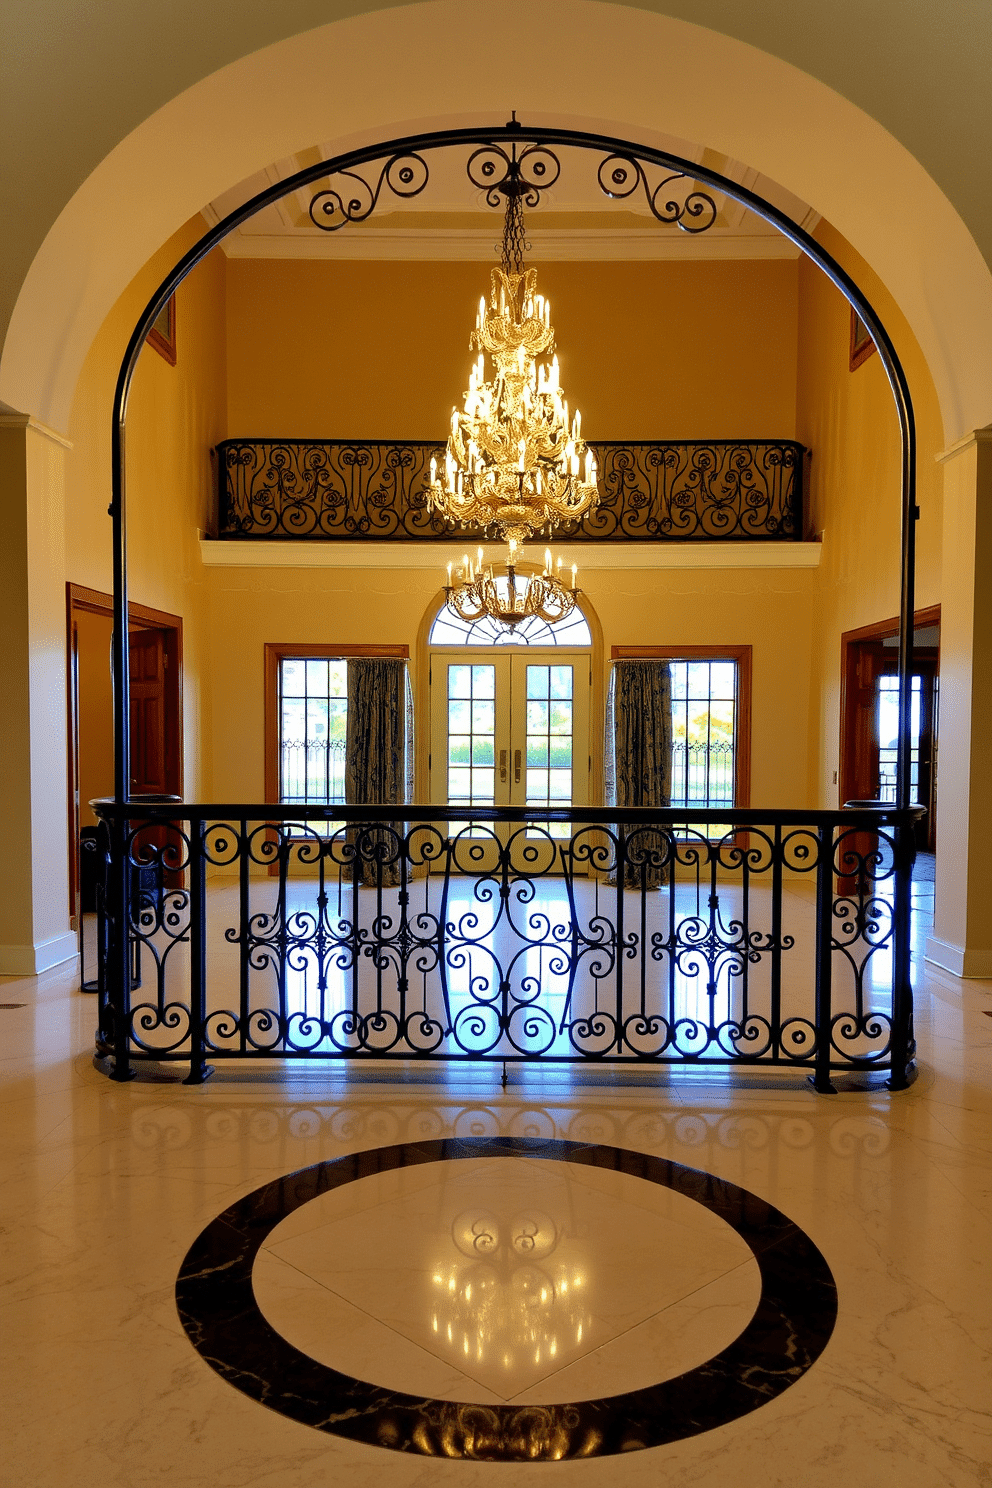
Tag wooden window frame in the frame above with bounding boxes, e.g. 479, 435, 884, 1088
263, 643, 409, 805
146, 294, 177, 365
849, 307, 876, 371
610, 644, 752, 808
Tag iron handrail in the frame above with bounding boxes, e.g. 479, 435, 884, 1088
91, 799, 924, 828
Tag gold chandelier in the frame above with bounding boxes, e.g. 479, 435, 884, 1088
429, 153, 598, 625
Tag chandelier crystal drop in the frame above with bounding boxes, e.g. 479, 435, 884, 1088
429, 155, 598, 627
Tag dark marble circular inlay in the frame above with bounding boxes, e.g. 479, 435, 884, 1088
176, 1137, 837, 1460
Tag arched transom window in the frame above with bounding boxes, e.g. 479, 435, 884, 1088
428, 606, 592, 648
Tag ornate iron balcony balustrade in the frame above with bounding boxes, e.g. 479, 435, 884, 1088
214, 438, 806, 542
88, 800, 916, 1090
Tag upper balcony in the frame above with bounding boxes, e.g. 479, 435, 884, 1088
211, 437, 808, 545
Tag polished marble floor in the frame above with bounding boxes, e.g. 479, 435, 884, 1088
3, 877, 992, 1483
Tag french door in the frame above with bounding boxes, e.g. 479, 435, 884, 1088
841, 635, 938, 854
430, 652, 590, 822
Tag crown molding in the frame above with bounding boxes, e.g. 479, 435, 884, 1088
936, 424, 992, 464
214, 226, 804, 263
0, 411, 73, 449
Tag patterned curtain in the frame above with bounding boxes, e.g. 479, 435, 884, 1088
345, 658, 411, 886
605, 660, 672, 888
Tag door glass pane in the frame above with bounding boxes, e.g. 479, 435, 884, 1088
877, 675, 923, 803
525, 665, 573, 833
448, 663, 496, 804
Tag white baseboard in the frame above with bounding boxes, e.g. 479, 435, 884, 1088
0, 931, 78, 976
924, 934, 992, 979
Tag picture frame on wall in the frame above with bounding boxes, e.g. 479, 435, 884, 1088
849, 307, 876, 371
147, 294, 177, 365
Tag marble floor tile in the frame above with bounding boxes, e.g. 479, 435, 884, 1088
259, 1155, 757, 1398
2, 891, 991, 1483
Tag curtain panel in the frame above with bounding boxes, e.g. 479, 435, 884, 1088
606, 659, 672, 888
345, 657, 412, 886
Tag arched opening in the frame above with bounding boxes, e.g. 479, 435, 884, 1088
76, 117, 925, 1087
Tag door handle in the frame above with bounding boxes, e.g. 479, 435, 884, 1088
499, 749, 508, 783
514, 749, 522, 784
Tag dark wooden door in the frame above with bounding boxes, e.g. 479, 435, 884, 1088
129, 627, 174, 795
128, 625, 182, 882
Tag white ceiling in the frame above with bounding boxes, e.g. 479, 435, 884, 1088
201, 136, 820, 263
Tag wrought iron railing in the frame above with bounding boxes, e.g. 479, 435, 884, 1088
89, 801, 916, 1090
214, 438, 805, 542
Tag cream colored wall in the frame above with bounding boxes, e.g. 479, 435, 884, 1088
225, 258, 799, 440
66, 220, 227, 799
796, 223, 945, 807
204, 562, 814, 811
5, 3, 992, 449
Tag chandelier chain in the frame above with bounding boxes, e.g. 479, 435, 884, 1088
500, 191, 528, 277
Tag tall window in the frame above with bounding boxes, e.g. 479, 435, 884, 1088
279, 657, 348, 805
668, 658, 737, 810
264, 644, 410, 806
611, 646, 751, 810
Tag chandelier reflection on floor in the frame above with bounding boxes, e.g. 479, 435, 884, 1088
429, 1206, 591, 1378
429, 136, 598, 627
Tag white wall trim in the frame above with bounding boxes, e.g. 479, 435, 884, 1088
924, 932, 992, 980
0, 411, 73, 450
217, 227, 803, 264
936, 424, 992, 465
0, 931, 79, 976
199, 537, 822, 571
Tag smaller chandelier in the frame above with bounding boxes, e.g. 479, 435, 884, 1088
445, 541, 579, 628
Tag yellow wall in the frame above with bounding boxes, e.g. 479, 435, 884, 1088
212, 254, 809, 811
88, 228, 942, 825
203, 561, 815, 810
65, 220, 227, 799
225, 258, 799, 441
796, 222, 945, 806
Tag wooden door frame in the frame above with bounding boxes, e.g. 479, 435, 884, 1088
66, 583, 183, 920
839, 604, 940, 812
427, 648, 593, 811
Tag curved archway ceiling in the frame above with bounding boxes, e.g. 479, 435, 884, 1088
201, 136, 820, 263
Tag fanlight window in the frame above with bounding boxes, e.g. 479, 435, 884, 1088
429, 606, 592, 647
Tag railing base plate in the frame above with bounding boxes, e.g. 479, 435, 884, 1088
183, 1064, 216, 1087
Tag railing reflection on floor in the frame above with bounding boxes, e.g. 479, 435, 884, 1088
88, 802, 919, 1091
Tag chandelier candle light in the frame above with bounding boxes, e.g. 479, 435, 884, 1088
445, 542, 580, 627
429, 146, 598, 626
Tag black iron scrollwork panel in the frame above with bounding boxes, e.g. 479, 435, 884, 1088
215, 439, 805, 542
571, 441, 804, 540
308, 150, 430, 231
598, 152, 719, 234
89, 803, 916, 1086
216, 440, 448, 540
